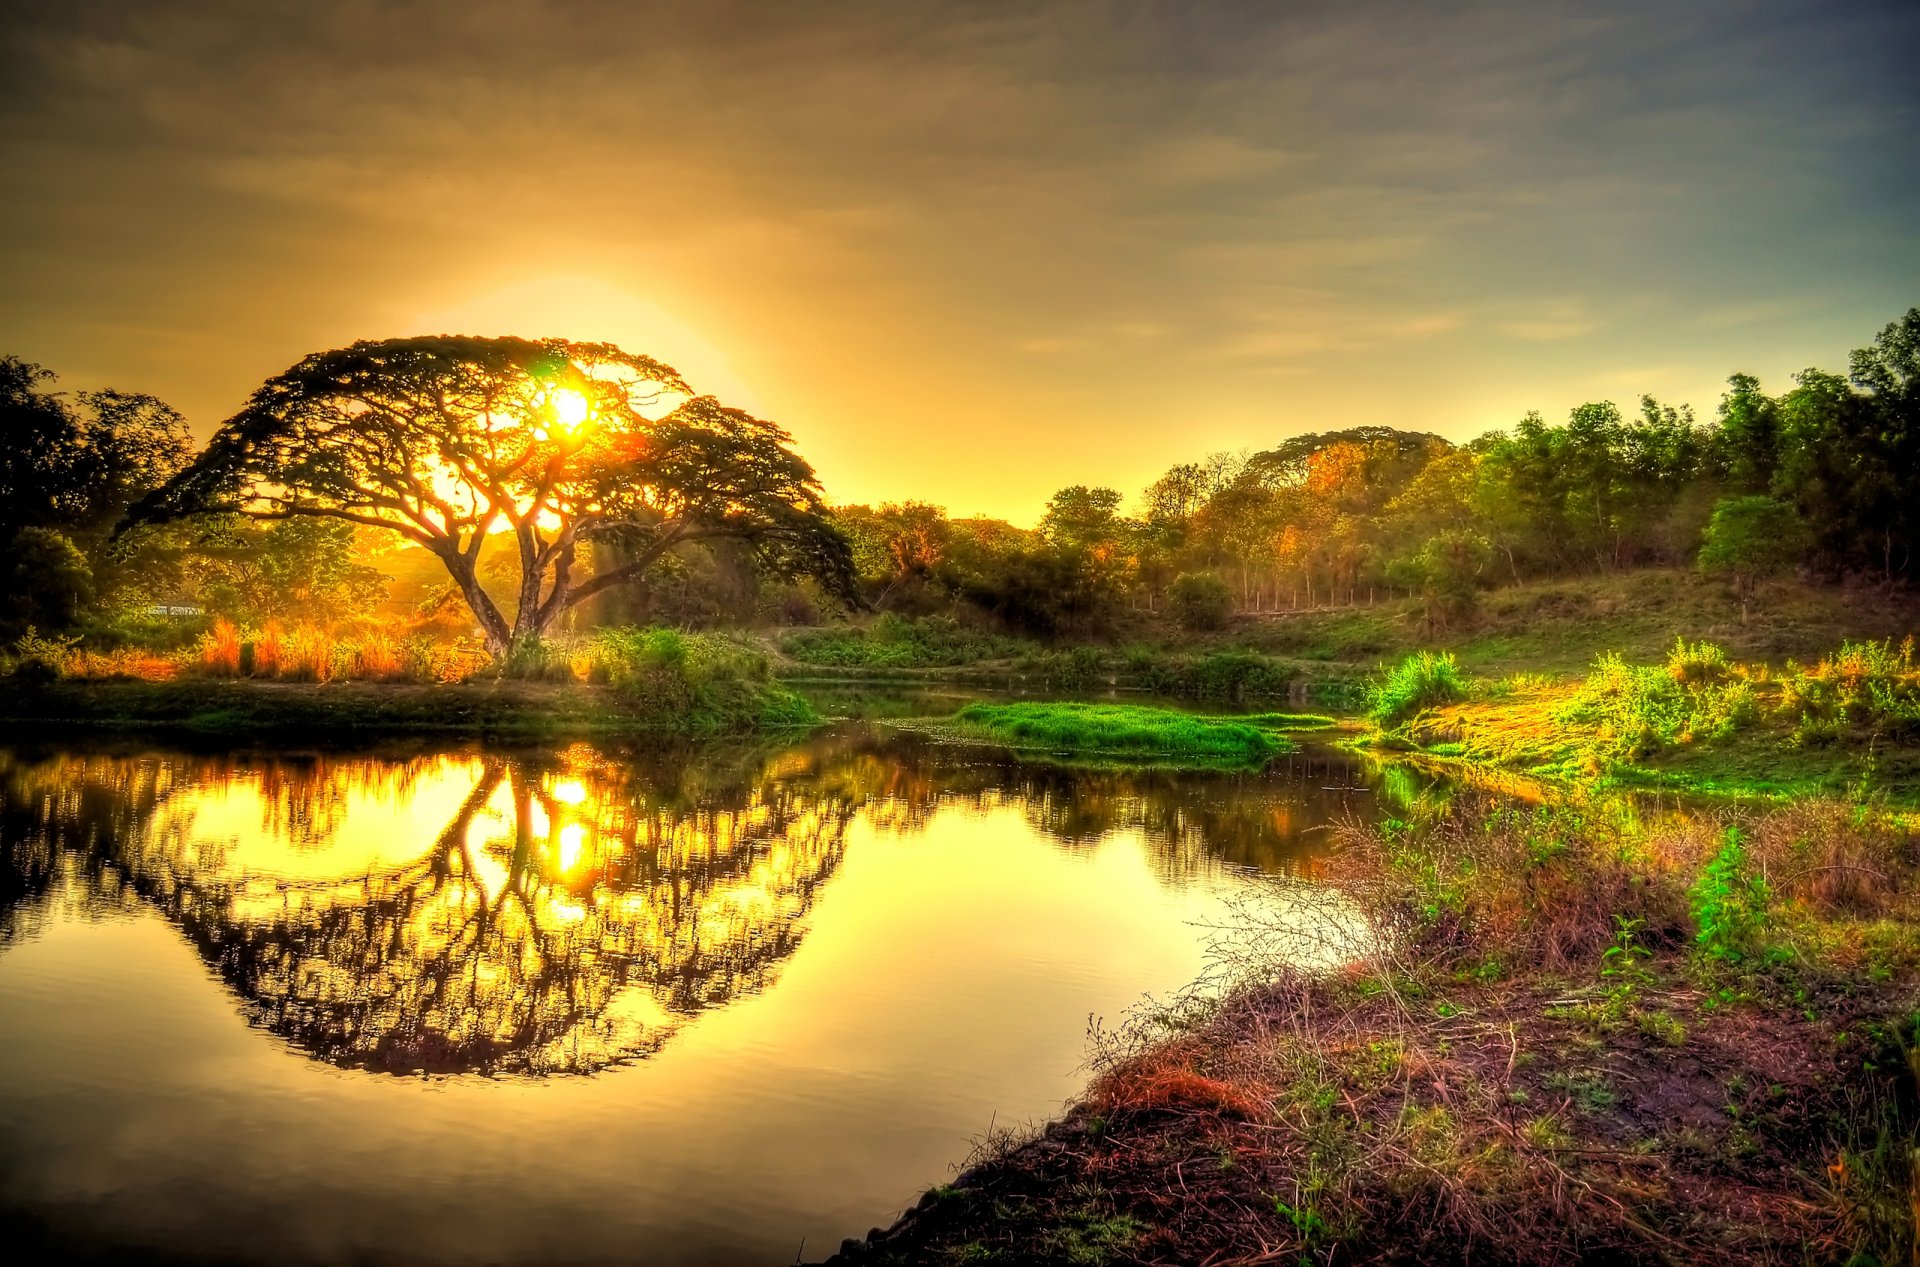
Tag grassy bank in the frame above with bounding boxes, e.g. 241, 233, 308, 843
1, 626, 819, 739
1364, 638, 1920, 801
0, 678, 818, 740
827, 793, 1920, 1266
946, 702, 1315, 767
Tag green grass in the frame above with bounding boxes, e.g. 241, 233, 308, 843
1376, 635, 1920, 803
1367, 651, 1468, 728
948, 702, 1291, 766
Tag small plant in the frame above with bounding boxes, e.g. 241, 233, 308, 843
1637, 1010, 1688, 1047
1666, 637, 1731, 684
1691, 827, 1771, 962
1600, 915, 1654, 1013
7, 626, 80, 680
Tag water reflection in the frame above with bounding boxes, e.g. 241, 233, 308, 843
0, 727, 1412, 1079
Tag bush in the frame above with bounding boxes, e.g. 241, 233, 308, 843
1778, 637, 1920, 743
1665, 638, 1731, 684
1169, 571, 1233, 632
1368, 652, 1467, 728
1015, 644, 1108, 691
586, 627, 816, 734
1560, 650, 1756, 761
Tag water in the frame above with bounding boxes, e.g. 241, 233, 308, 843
0, 723, 1417, 1265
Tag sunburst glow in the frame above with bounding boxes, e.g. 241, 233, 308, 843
549, 388, 590, 431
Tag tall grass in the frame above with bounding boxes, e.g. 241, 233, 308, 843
950, 701, 1287, 765
1367, 651, 1467, 728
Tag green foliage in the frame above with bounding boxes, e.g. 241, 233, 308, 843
782, 615, 1024, 669
1367, 651, 1467, 727
1690, 829, 1771, 962
6, 527, 94, 631
1665, 637, 1731, 684
1121, 646, 1295, 704
5, 627, 82, 681
1698, 495, 1808, 617
1016, 644, 1108, 691
949, 702, 1286, 766
1168, 571, 1233, 631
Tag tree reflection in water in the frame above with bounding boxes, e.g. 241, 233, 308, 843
0, 726, 1408, 1077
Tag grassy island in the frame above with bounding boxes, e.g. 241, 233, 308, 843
947, 701, 1315, 767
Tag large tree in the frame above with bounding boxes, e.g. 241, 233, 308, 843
129, 336, 854, 654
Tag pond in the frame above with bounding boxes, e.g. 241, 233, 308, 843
0, 720, 1432, 1265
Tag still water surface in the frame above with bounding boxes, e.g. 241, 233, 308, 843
0, 722, 1415, 1265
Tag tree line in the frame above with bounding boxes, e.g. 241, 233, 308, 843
1, 309, 1914, 654
835, 308, 1920, 633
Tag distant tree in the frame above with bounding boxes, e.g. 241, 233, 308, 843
1713, 373, 1781, 494
0, 356, 190, 629
1697, 495, 1807, 622
1388, 529, 1489, 633
832, 501, 952, 610
1168, 571, 1233, 631
129, 336, 854, 656
7, 527, 94, 630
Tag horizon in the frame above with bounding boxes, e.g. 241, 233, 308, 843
4, 0, 1917, 523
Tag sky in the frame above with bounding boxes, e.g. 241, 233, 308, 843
2, 0, 1916, 524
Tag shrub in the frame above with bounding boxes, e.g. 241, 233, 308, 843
1367, 651, 1466, 728
1169, 571, 1234, 632
5, 627, 80, 681
1334, 798, 1702, 970
1016, 644, 1108, 691
1188, 649, 1291, 703
781, 615, 1022, 669
1561, 650, 1756, 761
1779, 637, 1920, 743
1665, 638, 1731, 684
587, 627, 816, 734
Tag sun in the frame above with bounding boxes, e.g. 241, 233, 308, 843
549, 388, 590, 431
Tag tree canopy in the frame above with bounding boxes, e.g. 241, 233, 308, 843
129, 336, 854, 653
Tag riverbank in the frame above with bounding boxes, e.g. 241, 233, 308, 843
822, 792, 1920, 1265
0, 677, 819, 740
